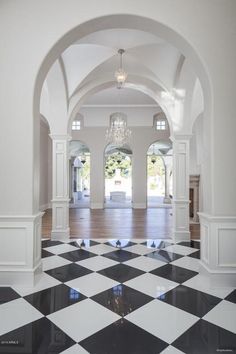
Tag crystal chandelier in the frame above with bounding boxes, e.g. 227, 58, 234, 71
106, 112, 131, 147
115, 49, 127, 88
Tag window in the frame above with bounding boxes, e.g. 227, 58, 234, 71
156, 120, 166, 130
72, 120, 81, 130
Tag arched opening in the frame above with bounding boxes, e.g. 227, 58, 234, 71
69, 140, 90, 208
104, 144, 132, 208
147, 141, 173, 208
34, 13, 211, 243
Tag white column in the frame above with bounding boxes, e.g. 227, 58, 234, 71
171, 135, 191, 242
163, 164, 171, 204
50, 135, 71, 240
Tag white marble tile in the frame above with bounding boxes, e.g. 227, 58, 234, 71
164, 245, 198, 256
76, 255, 118, 271
43, 244, 78, 255
12, 273, 61, 296
87, 244, 116, 255
124, 256, 166, 272
60, 344, 89, 354
65, 272, 119, 297
126, 299, 199, 344
124, 244, 154, 255
170, 256, 201, 272
48, 299, 120, 342
203, 300, 236, 334
183, 274, 235, 299
124, 273, 178, 298
42, 255, 72, 271
0, 298, 43, 336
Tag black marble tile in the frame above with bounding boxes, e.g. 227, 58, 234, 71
178, 240, 201, 249
105, 240, 137, 248
0, 317, 75, 354
41, 249, 54, 258
98, 264, 144, 283
46, 263, 92, 282
79, 318, 168, 354
69, 240, 99, 248
150, 264, 198, 283
103, 249, 140, 262
0, 287, 20, 304
225, 289, 236, 304
188, 250, 200, 259
24, 284, 86, 315
42, 240, 63, 248
59, 249, 97, 262
158, 284, 221, 317
91, 284, 153, 316
141, 240, 173, 249
172, 319, 236, 354
145, 249, 184, 263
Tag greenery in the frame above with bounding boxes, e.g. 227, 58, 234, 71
147, 155, 165, 177
105, 153, 131, 179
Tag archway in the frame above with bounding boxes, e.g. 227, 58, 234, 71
69, 140, 90, 208
147, 141, 173, 208
104, 144, 132, 208
34, 13, 211, 244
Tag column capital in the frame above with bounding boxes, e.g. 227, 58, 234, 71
49, 134, 72, 141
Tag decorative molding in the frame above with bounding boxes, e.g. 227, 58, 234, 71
0, 213, 43, 285
39, 203, 51, 211
199, 213, 236, 274
81, 104, 159, 108
49, 134, 72, 141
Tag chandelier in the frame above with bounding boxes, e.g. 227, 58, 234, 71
115, 49, 127, 88
106, 112, 131, 147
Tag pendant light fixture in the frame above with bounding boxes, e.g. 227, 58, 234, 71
115, 49, 127, 88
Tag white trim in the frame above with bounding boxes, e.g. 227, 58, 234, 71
199, 213, 236, 274
90, 203, 104, 209
39, 203, 51, 211
172, 230, 191, 242
0, 212, 44, 222
132, 203, 146, 209
198, 212, 236, 223
51, 227, 70, 240
82, 104, 158, 108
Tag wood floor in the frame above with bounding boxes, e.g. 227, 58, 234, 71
42, 208, 200, 239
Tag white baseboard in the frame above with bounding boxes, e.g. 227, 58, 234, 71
51, 227, 70, 240
172, 230, 190, 242
90, 203, 104, 209
132, 203, 146, 209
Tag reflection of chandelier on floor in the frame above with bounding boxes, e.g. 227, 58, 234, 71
106, 112, 131, 147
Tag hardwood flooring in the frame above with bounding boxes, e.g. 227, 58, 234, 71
42, 208, 200, 239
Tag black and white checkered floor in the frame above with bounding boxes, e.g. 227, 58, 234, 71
0, 238, 236, 353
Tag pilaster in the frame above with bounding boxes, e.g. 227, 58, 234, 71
171, 135, 191, 242
50, 135, 71, 240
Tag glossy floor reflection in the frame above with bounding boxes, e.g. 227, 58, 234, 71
0, 238, 235, 354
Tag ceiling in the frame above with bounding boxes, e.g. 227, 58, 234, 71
60, 28, 182, 107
